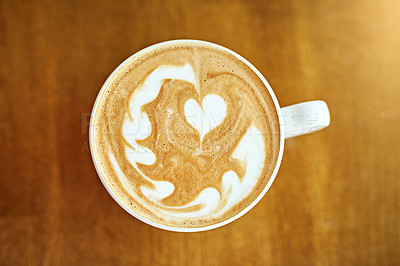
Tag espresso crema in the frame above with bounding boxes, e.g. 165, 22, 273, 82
92, 41, 280, 228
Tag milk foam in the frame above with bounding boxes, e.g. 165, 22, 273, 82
93, 42, 281, 227
184, 94, 227, 143
123, 63, 199, 201
116, 63, 266, 220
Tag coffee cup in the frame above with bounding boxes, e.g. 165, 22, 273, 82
89, 40, 330, 232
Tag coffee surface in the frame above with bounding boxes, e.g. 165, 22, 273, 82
92, 42, 280, 228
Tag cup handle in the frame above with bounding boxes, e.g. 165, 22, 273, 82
280, 100, 331, 139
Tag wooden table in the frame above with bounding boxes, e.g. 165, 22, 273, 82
1, 0, 399, 265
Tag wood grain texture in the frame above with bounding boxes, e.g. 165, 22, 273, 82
1, 0, 399, 265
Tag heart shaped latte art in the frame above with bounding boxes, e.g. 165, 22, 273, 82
184, 94, 227, 142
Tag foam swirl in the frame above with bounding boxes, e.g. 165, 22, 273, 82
93, 43, 280, 227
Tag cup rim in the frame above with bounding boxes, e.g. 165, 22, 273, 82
89, 39, 285, 232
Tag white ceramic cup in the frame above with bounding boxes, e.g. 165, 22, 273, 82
89, 40, 330, 232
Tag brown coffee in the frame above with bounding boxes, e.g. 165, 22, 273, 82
91, 41, 280, 228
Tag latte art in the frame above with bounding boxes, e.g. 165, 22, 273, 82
184, 93, 227, 143
122, 63, 265, 218
92, 42, 280, 227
